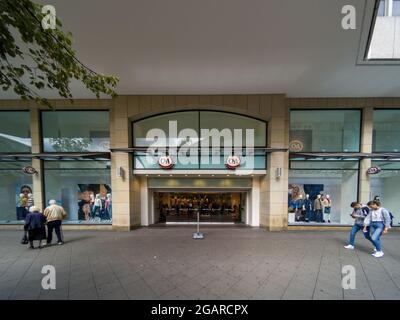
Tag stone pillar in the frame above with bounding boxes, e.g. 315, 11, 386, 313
359, 107, 374, 204
30, 108, 44, 211
260, 95, 288, 231
110, 96, 140, 230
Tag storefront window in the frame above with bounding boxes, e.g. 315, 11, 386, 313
288, 161, 359, 225
290, 110, 361, 152
370, 161, 400, 226
0, 111, 31, 152
42, 111, 109, 152
373, 110, 400, 152
44, 161, 111, 224
0, 161, 33, 222
133, 111, 267, 170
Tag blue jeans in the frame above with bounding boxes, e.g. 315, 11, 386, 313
349, 224, 373, 246
369, 221, 385, 252
314, 209, 323, 222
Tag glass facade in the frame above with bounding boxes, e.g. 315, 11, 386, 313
42, 111, 110, 152
0, 111, 31, 153
44, 161, 112, 224
288, 161, 359, 225
290, 110, 361, 152
373, 109, 400, 152
0, 161, 33, 222
370, 161, 400, 226
133, 111, 267, 170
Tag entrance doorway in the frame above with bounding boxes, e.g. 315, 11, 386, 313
154, 192, 246, 224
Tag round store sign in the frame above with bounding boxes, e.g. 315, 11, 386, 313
225, 155, 241, 170
22, 166, 38, 175
289, 140, 304, 152
367, 166, 381, 175
158, 155, 174, 169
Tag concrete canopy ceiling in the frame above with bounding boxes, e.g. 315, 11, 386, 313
2, 0, 400, 99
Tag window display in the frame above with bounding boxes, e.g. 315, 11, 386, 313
288, 161, 359, 225
0, 162, 33, 222
44, 161, 111, 223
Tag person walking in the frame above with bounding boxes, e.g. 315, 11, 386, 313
344, 202, 374, 250
363, 200, 392, 258
43, 200, 67, 245
24, 206, 46, 249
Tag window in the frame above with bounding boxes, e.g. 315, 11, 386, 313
373, 109, 400, 152
288, 161, 359, 225
44, 161, 111, 224
0, 161, 33, 222
378, 0, 386, 16
367, 0, 400, 59
393, 0, 400, 16
289, 110, 361, 152
42, 111, 109, 152
133, 111, 267, 170
0, 111, 31, 153
370, 161, 400, 226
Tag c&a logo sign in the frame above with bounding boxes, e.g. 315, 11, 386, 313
158, 155, 174, 169
225, 155, 241, 170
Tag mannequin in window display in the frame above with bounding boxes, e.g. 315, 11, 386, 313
303, 194, 313, 222
89, 194, 95, 216
313, 194, 323, 222
16, 185, 32, 220
105, 193, 112, 220
93, 194, 102, 219
322, 194, 332, 223
27, 193, 34, 210
82, 202, 91, 221
294, 194, 304, 221
100, 194, 107, 219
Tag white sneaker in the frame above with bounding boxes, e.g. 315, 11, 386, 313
373, 248, 377, 252
372, 251, 384, 258
344, 244, 355, 250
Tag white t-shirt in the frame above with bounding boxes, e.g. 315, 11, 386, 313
371, 208, 384, 222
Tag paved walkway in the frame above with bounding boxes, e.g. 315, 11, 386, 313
0, 227, 400, 300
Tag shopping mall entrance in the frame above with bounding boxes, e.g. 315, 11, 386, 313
153, 191, 247, 224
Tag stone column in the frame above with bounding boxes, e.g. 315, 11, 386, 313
30, 108, 44, 211
359, 107, 374, 204
110, 96, 140, 230
260, 95, 288, 231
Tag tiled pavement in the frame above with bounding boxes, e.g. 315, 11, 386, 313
0, 227, 400, 300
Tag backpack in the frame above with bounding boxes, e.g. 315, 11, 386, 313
389, 212, 394, 227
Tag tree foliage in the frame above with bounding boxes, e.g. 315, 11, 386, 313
0, 0, 118, 107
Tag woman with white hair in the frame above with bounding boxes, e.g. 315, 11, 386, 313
24, 206, 47, 249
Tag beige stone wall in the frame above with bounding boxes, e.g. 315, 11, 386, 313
124, 94, 274, 120
260, 95, 289, 231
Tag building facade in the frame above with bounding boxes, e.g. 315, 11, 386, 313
1, 95, 400, 231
